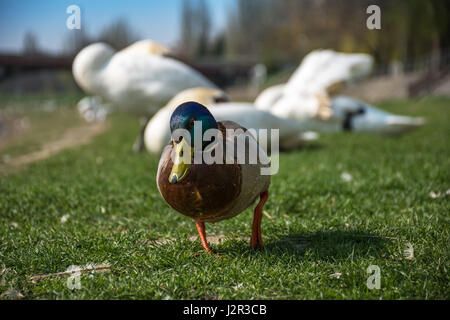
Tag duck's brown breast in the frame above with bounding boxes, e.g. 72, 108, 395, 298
157, 143, 242, 221
156, 121, 270, 223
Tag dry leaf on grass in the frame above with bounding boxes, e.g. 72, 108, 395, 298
429, 191, 440, 199
30, 263, 111, 282
340, 172, 353, 182
403, 242, 414, 260
60, 214, 70, 223
1, 289, 24, 299
263, 211, 273, 219
233, 283, 244, 290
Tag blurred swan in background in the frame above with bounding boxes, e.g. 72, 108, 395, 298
255, 49, 424, 134
141, 87, 318, 154
255, 49, 373, 111
76, 96, 109, 122
119, 39, 171, 56
330, 96, 425, 134
73, 40, 217, 117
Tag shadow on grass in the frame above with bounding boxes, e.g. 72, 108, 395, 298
265, 230, 390, 260
219, 230, 391, 261
279, 143, 325, 153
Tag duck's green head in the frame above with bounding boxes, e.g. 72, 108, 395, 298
169, 101, 218, 184
170, 101, 218, 145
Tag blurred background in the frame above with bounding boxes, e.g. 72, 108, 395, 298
1, 0, 449, 100
1, 0, 449, 166
1, 1, 449, 300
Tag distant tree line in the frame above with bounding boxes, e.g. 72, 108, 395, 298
23, 18, 138, 57
179, 0, 450, 70
63, 18, 138, 55
177, 0, 227, 59
22, 0, 450, 71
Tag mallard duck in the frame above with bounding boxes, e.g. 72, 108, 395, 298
156, 101, 271, 253
72, 40, 217, 115
254, 49, 424, 134
135, 87, 230, 152
141, 87, 317, 154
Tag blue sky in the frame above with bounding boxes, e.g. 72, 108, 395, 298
0, 0, 231, 54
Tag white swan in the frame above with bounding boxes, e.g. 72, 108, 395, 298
142, 88, 317, 154
72, 40, 217, 115
283, 49, 374, 96
120, 39, 171, 56
77, 96, 109, 122
325, 96, 425, 134
255, 49, 373, 111
255, 49, 424, 134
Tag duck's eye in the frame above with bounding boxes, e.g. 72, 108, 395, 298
175, 136, 183, 143
188, 118, 195, 128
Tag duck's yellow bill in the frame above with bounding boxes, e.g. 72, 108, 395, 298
169, 139, 193, 184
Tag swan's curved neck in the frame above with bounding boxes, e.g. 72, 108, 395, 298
73, 45, 114, 94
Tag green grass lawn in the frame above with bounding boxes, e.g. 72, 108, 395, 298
0, 96, 449, 299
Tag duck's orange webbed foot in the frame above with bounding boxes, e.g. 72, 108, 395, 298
250, 190, 269, 250
195, 221, 221, 257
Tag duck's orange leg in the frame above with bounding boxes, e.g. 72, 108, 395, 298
251, 190, 269, 250
196, 221, 212, 253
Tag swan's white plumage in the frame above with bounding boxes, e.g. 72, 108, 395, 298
257, 88, 425, 134
254, 84, 284, 112
72, 42, 217, 115
254, 49, 424, 134
120, 39, 170, 56
255, 49, 373, 113
209, 103, 313, 151
283, 49, 374, 96
332, 96, 425, 134
254, 49, 372, 123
